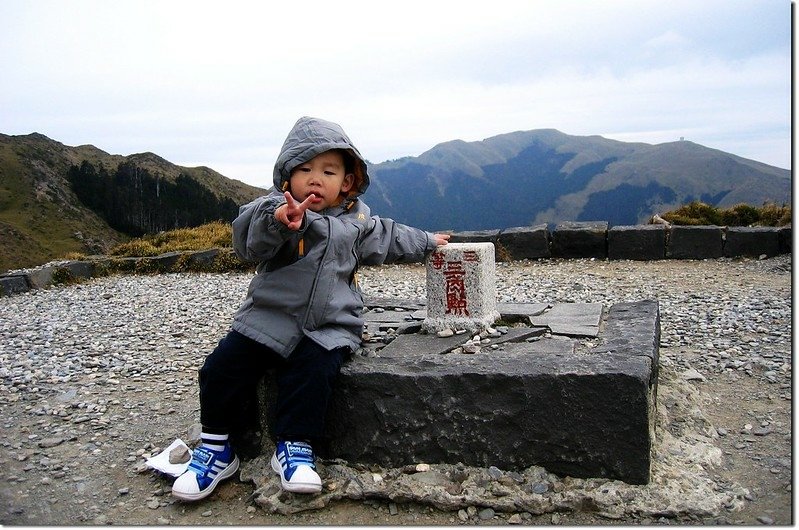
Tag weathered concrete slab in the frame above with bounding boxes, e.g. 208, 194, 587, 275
490, 327, 548, 345
497, 225, 551, 260
497, 302, 549, 320
550, 221, 608, 259
528, 303, 603, 337
723, 227, 780, 257
376, 332, 472, 357
667, 225, 723, 259
260, 300, 660, 485
607, 225, 666, 260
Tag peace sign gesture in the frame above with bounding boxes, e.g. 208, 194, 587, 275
274, 191, 315, 231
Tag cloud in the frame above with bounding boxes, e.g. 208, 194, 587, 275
0, 0, 790, 186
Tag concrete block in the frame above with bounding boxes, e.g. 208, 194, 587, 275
778, 227, 791, 254
448, 229, 500, 245
151, 251, 184, 270
723, 227, 780, 257
62, 260, 97, 280
422, 243, 500, 334
258, 300, 659, 484
607, 225, 666, 260
551, 221, 608, 259
497, 225, 551, 260
185, 249, 221, 270
315, 300, 658, 485
26, 266, 55, 289
0, 274, 31, 296
667, 226, 723, 259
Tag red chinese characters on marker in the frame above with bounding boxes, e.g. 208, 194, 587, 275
431, 251, 445, 270
444, 260, 469, 316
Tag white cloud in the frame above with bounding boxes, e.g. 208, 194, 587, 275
0, 0, 790, 186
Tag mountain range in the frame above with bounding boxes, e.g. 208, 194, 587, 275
366, 129, 790, 231
0, 130, 791, 272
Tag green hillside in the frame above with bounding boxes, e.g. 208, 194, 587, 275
0, 133, 266, 272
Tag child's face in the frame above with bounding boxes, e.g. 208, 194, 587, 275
289, 151, 355, 212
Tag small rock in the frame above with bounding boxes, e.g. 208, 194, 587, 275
458, 509, 469, 522
478, 508, 495, 520
169, 444, 190, 464
508, 513, 523, 524
389, 503, 398, 516
201, 510, 213, 517
462, 343, 481, 354
436, 329, 454, 338
38, 437, 65, 449
146, 499, 160, 510
187, 423, 202, 443
531, 482, 549, 494
757, 515, 774, 525
156, 517, 171, 525
118, 487, 130, 496
682, 368, 706, 382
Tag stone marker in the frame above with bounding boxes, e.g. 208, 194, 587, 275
422, 243, 501, 334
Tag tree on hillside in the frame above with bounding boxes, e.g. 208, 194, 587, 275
67, 161, 239, 236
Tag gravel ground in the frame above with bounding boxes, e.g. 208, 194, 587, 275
0, 254, 791, 525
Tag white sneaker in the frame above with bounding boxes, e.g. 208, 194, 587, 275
270, 440, 322, 493
172, 443, 239, 501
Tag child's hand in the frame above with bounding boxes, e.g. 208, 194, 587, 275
434, 233, 450, 246
274, 191, 314, 231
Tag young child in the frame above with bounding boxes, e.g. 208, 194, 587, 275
172, 116, 449, 501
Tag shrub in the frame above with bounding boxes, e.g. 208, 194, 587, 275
720, 204, 760, 227
660, 201, 791, 227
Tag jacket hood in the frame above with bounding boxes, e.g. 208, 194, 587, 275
273, 116, 370, 198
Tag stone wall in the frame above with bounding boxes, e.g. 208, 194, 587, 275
0, 223, 791, 297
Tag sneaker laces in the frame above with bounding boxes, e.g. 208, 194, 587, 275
282, 441, 316, 470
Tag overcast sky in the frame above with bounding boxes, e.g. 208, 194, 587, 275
1, 0, 791, 188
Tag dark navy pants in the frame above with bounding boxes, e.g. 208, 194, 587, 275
199, 329, 349, 443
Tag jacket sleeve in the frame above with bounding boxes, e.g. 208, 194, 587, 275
357, 216, 437, 266
232, 194, 305, 263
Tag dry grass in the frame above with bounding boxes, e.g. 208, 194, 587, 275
110, 221, 232, 257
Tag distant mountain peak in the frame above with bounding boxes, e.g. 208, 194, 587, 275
366, 129, 790, 232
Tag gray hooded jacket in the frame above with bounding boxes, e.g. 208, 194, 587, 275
231, 116, 437, 357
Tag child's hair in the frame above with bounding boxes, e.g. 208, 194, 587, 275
334, 148, 366, 197
334, 148, 357, 175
